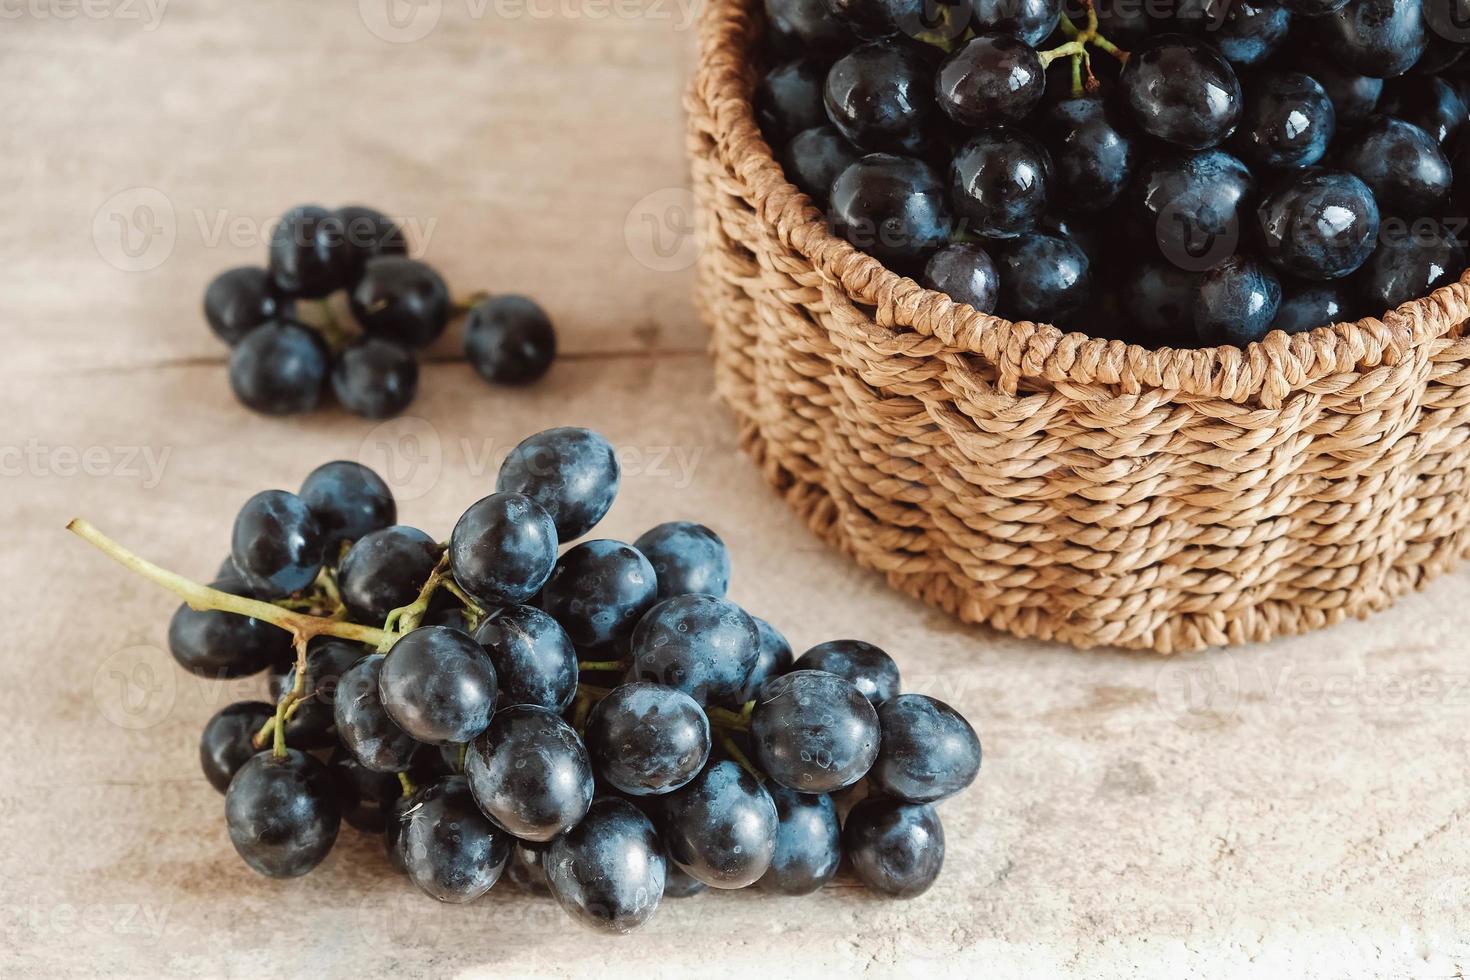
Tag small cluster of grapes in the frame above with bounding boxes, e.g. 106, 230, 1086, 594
758, 0, 1470, 347
203, 203, 557, 419
81, 426, 981, 934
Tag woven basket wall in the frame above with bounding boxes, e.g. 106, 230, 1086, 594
686, 0, 1470, 654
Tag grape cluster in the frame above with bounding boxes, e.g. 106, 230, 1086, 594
759, 0, 1470, 347
110, 426, 985, 933
204, 204, 558, 419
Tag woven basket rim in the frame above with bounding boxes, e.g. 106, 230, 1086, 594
692, 0, 1470, 404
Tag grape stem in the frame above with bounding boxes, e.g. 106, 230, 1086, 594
380, 550, 450, 646
397, 772, 417, 798
451, 290, 492, 317
577, 659, 628, 673
1040, 0, 1127, 79
720, 735, 764, 784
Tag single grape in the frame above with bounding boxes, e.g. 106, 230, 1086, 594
540, 540, 658, 648
168, 570, 292, 677
464, 295, 557, 386
764, 0, 855, 56
1130, 149, 1254, 273
750, 670, 880, 792
349, 256, 450, 350
971, 0, 1061, 45
204, 266, 288, 346
1119, 35, 1243, 150
335, 653, 420, 773
546, 797, 666, 934
585, 683, 712, 796
1309, 0, 1427, 79
338, 525, 441, 623
199, 700, 273, 793
658, 759, 778, 888
1272, 280, 1354, 333
823, 42, 937, 154
1357, 221, 1466, 310
627, 594, 762, 703
506, 840, 552, 895
792, 638, 899, 705
843, 798, 944, 898
935, 34, 1045, 129
328, 747, 401, 833
465, 705, 594, 842
871, 693, 982, 803
1337, 116, 1452, 214
495, 427, 620, 542
756, 59, 828, 144
330, 338, 418, 419
663, 864, 709, 898
225, 748, 340, 878
728, 615, 793, 705
922, 242, 1000, 313
268, 204, 347, 298
1377, 75, 1467, 145
1193, 254, 1283, 346
830, 152, 952, 264
1300, 49, 1383, 125
449, 491, 559, 607
472, 605, 578, 712
335, 204, 408, 286
230, 489, 325, 599
268, 639, 367, 749
299, 460, 395, 551
378, 625, 499, 745
1257, 170, 1381, 280
1038, 97, 1137, 213
633, 521, 731, 600
949, 128, 1051, 240
1121, 260, 1200, 340
1175, 0, 1292, 68
1230, 72, 1335, 171
227, 321, 328, 416
781, 125, 860, 204
993, 232, 1092, 324
399, 775, 511, 902
758, 787, 841, 895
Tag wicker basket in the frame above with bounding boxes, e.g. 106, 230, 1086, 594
686, 0, 1470, 654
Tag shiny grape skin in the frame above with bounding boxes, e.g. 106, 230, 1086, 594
378, 625, 499, 745
330, 338, 418, 420
472, 605, 578, 712
227, 322, 329, 416
268, 639, 368, 749
819, 0, 932, 39
199, 701, 273, 793
1193, 254, 1283, 346
1309, 0, 1427, 79
168, 571, 292, 677
871, 693, 983, 803
792, 638, 900, 706
298, 460, 395, 552
540, 540, 658, 648
335, 204, 408, 287
1119, 35, 1243, 150
1299, 49, 1383, 125
546, 797, 667, 934
1121, 260, 1200, 340
335, 653, 420, 773
633, 521, 731, 600
1175, 0, 1292, 68
764, 0, 854, 56
756, 59, 828, 145
993, 232, 1093, 324
728, 615, 794, 705
267, 204, 348, 298
751, 670, 881, 792
663, 864, 709, 898
1257, 170, 1381, 281
203, 266, 287, 346
1271, 280, 1354, 333
1038, 97, 1137, 213
949, 128, 1051, 240
830, 152, 953, 264
1337, 116, 1452, 214
843, 798, 944, 898
823, 42, 936, 154
225, 749, 341, 878
626, 594, 762, 704
935, 34, 1045, 129
1377, 76, 1468, 145
658, 759, 778, 888
399, 775, 512, 902
328, 747, 401, 833
465, 705, 595, 842
463, 295, 557, 386
230, 489, 325, 599
971, 0, 1062, 46
337, 525, 440, 623
495, 427, 620, 542
584, 683, 712, 797
348, 256, 451, 350
1229, 72, 1335, 171
757, 787, 842, 895
449, 491, 559, 607
922, 242, 1000, 313
1357, 222, 1466, 310
781, 125, 860, 204
1131, 149, 1255, 274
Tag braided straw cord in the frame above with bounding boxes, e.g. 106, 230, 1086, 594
687, 0, 1470, 652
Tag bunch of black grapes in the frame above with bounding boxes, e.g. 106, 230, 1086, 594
203, 204, 558, 419
758, 0, 1470, 347
162, 426, 982, 933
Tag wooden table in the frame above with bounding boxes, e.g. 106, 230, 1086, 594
4, 4, 1465, 977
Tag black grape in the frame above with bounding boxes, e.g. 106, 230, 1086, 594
584, 682, 712, 796
750, 670, 880, 791
465, 705, 594, 841
633, 521, 731, 600
495, 427, 620, 542
225, 749, 340, 878
658, 759, 778, 888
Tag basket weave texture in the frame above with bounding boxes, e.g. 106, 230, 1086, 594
686, 0, 1470, 653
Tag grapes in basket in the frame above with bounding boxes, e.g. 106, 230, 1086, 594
757, 0, 1470, 348
204, 203, 558, 419
69, 426, 983, 934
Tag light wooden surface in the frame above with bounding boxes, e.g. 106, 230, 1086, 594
4, 5, 1468, 978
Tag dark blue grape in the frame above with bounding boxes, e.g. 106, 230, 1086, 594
1378, 75, 1468, 144
473, 605, 578, 712
1193, 254, 1283, 346
658, 759, 778, 888
993, 232, 1092, 324
330, 338, 418, 419
506, 840, 552, 895
335, 653, 420, 772
1337, 116, 1452, 214
1038, 97, 1136, 213
399, 775, 511, 902
820, 0, 932, 38
633, 521, 731, 601
758, 787, 841, 895
338, 525, 440, 623
230, 489, 325, 599
627, 594, 762, 703
949, 128, 1050, 240
299, 460, 395, 552
1119, 35, 1243, 150
204, 266, 287, 346
1230, 72, 1335, 171
1300, 49, 1383, 125
464, 295, 557, 386
378, 625, 498, 745
729, 615, 793, 705
1272, 280, 1354, 333
922, 242, 999, 313
971, 0, 1061, 45
585, 683, 712, 796
349, 256, 450, 350
843, 798, 944, 897
823, 42, 936, 154
663, 864, 709, 898
268, 204, 347, 298
792, 638, 900, 705
781, 125, 860, 204
496, 427, 620, 542
328, 746, 401, 833
1309, 0, 1427, 79
465, 705, 594, 842
541, 540, 658, 647
336, 205, 408, 286
1121, 260, 1200, 340
269, 638, 366, 749
830, 152, 952, 263
1358, 221, 1466, 310
1257, 170, 1381, 280
1131, 149, 1254, 273
751, 670, 880, 792
449, 491, 559, 606
756, 59, 828, 144
546, 797, 666, 933
200, 700, 273, 793
227, 322, 328, 416
935, 34, 1045, 129
225, 748, 340, 878
168, 571, 291, 677
765, 0, 855, 56
871, 693, 982, 802
1176, 0, 1292, 68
